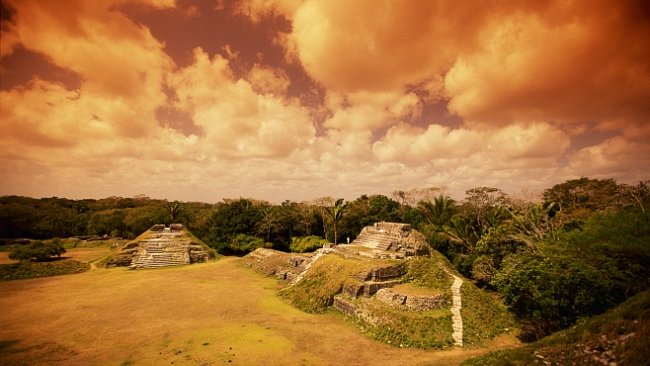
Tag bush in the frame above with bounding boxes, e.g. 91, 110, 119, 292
8, 240, 66, 262
228, 234, 272, 253
289, 236, 327, 253
493, 252, 612, 339
0, 259, 89, 280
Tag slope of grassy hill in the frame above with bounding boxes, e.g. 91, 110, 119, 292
462, 289, 650, 366
278, 249, 515, 349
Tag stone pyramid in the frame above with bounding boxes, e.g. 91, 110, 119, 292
106, 224, 212, 269
350, 222, 430, 257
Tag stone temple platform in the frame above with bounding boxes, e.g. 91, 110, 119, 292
337, 222, 430, 259
106, 224, 212, 269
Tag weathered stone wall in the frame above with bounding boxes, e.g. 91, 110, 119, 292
242, 248, 312, 281
375, 288, 449, 311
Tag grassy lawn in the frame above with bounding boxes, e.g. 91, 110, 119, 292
0, 258, 519, 365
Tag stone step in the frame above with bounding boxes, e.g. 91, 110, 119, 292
353, 233, 397, 250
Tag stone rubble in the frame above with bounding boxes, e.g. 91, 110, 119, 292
532, 332, 637, 366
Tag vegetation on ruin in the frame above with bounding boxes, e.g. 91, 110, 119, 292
403, 254, 453, 291
460, 283, 516, 346
289, 235, 328, 252
279, 255, 399, 313
351, 299, 454, 349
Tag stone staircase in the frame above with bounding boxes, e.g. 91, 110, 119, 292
442, 266, 464, 347
130, 239, 190, 269
291, 248, 329, 285
353, 223, 409, 251
106, 224, 212, 269
353, 232, 396, 251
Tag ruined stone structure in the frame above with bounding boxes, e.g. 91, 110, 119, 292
242, 248, 313, 282
106, 224, 212, 269
242, 222, 466, 347
343, 222, 430, 258
375, 287, 449, 311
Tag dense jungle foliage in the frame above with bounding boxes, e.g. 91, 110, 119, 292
1, 177, 648, 338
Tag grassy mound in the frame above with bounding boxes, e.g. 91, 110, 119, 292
462, 289, 650, 365
350, 296, 454, 348
406, 252, 516, 346
279, 254, 400, 313
0, 259, 90, 281
403, 252, 453, 290
280, 251, 515, 349
461, 282, 517, 345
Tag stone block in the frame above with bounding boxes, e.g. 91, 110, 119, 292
376, 288, 406, 307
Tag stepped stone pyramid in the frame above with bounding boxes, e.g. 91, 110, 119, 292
349, 222, 430, 257
106, 224, 212, 269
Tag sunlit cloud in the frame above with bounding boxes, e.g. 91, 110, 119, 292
0, 0, 648, 202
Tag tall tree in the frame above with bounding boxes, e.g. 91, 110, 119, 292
313, 196, 334, 241
325, 198, 346, 244
542, 177, 622, 216
463, 186, 510, 232
418, 195, 456, 227
164, 201, 183, 223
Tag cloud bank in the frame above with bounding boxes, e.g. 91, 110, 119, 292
0, 0, 648, 202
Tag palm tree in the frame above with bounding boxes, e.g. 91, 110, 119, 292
443, 216, 480, 254
325, 198, 346, 244
418, 195, 456, 227
164, 201, 183, 223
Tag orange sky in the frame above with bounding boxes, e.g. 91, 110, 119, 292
1, 0, 649, 203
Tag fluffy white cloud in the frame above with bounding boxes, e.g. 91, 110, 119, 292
568, 137, 650, 182
1, 0, 647, 203
170, 48, 315, 158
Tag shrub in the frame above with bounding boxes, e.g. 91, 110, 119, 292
289, 236, 327, 253
9, 240, 66, 262
493, 252, 612, 339
0, 259, 89, 280
228, 234, 272, 253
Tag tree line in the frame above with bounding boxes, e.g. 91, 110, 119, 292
1, 177, 648, 338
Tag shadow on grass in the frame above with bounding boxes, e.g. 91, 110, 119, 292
0, 339, 21, 355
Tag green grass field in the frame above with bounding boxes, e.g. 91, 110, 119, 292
0, 256, 520, 365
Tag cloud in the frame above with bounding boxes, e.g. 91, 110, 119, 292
372, 124, 480, 165
169, 48, 315, 158
2, 0, 175, 99
249, 0, 649, 128
246, 63, 290, 96
372, 122, 569, 167
568, 136, 650, 182
323, 91, 423, 132
1, 0, 647, 203
287, 0, 459, 93
444, 1, 650, 125
234, 0, 302, 22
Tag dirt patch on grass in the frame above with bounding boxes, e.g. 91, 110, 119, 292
0, 252, 17, 264
0, 258, 520, 365
62, 247, 114, 263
